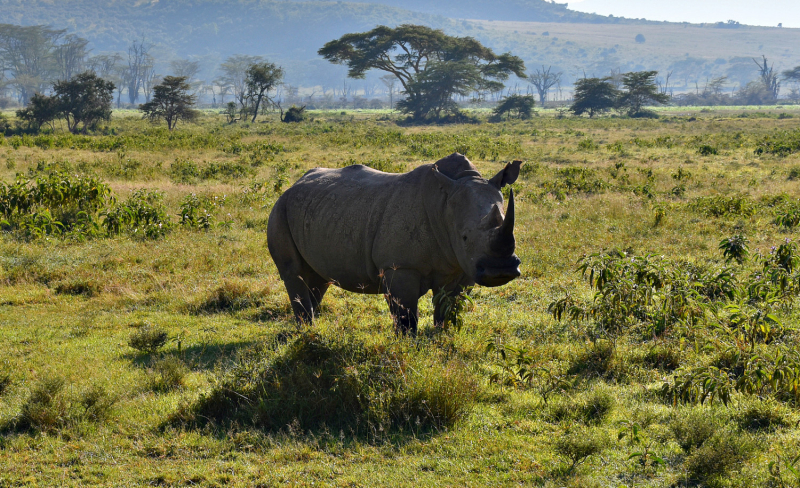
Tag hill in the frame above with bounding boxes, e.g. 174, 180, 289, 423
476, 20, 800, 89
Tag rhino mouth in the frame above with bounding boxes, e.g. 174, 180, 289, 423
475, 255, 521, 287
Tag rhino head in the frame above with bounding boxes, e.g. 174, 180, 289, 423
431, 160, 523, 287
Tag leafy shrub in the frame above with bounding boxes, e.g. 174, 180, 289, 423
169, 158, 200, 184
0, 171, 112, 237
719, 234, 749, 264
689, 194, 757, 217
146, 356, 188, 393
577, 138, 599, 151
684, 430, 754, 486
176, 332, 478, 436
788, 166, 800, 180
281, 105, 306, 123
129, 324, 169, 354
179, 193, 223, 230
432, 287, 474, 331
698, 144, 719, 156
101, 189, 171, 239
755, 129, 800, 156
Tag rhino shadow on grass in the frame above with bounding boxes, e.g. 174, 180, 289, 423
169, 331, 479, 442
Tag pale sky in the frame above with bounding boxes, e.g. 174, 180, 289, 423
554, 0, 800, 28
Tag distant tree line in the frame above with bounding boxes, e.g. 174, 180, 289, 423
4, 21, 800, 132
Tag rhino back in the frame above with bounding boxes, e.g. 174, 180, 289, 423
277, 165, 455, 292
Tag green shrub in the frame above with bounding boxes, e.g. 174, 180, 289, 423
178, 193, 222, 230
689, 194, 757, 217
554, 426, 606, 470
101, 189, 171, 239
176, 332, 478, 436
129, 324, 169, 354
669, 408, 721, 452
698, 144, 719, 156
734, 398, 791, 432
146, 356, 188, 393
77, 385, 116, 422
20, 376, 70, 432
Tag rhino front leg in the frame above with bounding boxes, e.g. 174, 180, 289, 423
381, 269, 422, 335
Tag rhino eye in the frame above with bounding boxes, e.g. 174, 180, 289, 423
462, 235, 468, 242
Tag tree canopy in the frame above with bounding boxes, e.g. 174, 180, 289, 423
570, 77, 619, 118
245, 62, 283, 123
139, 76, 197, 130
618, 70, 670, 117
319, 24, 525, 119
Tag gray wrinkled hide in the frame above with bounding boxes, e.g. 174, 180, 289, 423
267, 153, 521, 334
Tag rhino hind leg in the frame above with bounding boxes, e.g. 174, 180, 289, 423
283, 270, 329, 323
381, 269, 421, 335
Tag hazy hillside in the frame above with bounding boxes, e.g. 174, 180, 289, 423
288, 0, 640, 23
1, 0, 797, 92
478, 20, 800, 89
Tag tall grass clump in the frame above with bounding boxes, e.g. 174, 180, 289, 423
176, 332, 477, 437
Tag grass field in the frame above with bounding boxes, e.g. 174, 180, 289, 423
2, 109, 800, 487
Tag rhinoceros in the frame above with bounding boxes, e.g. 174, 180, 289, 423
267, 153, 522, 334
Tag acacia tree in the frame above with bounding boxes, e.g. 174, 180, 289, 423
139, 76, 197, 130
570, 77, 619, 118
16, 71, 114, 133
319, 24, 526, 120
53, 72, 114, 133
245, 61, 283, 122
0, 24, 68, 104
493, 94, 535, 120
617, 71, 670, 117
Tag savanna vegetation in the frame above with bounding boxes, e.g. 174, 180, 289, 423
2, 106, 800, 487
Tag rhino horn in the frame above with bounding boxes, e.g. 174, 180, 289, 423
501, 188, 515, 239
492, 189, 516, 254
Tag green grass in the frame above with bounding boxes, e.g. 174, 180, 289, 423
2, 109, 800, 486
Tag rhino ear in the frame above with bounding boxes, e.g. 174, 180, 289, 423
489, 160, 523, 189
432, 165, 458, 193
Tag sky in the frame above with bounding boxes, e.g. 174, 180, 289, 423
553, 0, 800, 28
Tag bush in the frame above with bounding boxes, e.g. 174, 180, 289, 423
734, 398, 791, 432
77, 385, 116, 422
670, 408, 721, 452
684, 430, 754, 485
129, 324, 169, 354
146, 356, 188, 393
101, 189, 171, 239
176, 332, 478, 436
281, 105, 306, 123
554, 426, 606, 470
20, 377, 70, 432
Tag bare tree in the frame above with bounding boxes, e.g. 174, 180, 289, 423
124, 39, 152, 105
529, 66, 562, 108
217, 54, 263, 111
54, 34, 90, 81
0, 24, 67, 104
754, 55, 780, 100
656, 71, 673, 96
380, 74, 397, 110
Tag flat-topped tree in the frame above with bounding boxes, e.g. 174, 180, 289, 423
319, 24, 525, 120
139, 76, 197, 130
